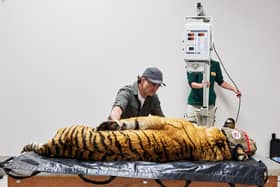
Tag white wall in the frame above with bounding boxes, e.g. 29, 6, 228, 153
0, 0, 279, 156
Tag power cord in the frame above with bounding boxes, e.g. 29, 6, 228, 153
212, 42, 241, 123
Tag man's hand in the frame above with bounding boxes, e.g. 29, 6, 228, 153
235, 90, 242, 97
201, 80, 210, 88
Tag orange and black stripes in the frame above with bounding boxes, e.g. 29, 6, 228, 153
22, 116, 233, 162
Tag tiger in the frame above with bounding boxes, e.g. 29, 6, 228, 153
22, 116, 256, 162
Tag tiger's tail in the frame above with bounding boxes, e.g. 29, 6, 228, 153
21, 143, 48, 155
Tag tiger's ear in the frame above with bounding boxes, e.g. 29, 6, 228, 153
223, 117, 235, 129
96, 120, 121, 131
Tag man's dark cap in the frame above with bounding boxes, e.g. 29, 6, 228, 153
141, 67, 166, 86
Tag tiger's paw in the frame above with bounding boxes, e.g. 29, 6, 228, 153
96, 120, 121, 131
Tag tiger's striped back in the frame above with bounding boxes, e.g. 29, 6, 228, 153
22, 117, 232, 162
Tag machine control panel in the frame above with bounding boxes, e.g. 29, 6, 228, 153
184, 17, 212, 61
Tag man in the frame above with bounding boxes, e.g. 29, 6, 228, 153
109, 67, 165, 120
186, 59, 241, 126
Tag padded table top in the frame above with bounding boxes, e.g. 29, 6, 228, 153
1, 152, 267, 186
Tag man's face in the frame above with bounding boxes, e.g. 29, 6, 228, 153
141, 78, 160, 97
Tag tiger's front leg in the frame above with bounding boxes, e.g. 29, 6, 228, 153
96, 116, 168, 131
96, 119, 139, 131
96, 120, 122, 131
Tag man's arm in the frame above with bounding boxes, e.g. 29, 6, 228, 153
98, 106, 123, 131
150, 95, 165, 117
191, 81, 210, 89
109, 106, 123, 120
109, 87, 131, 120
220, 81, 241, 96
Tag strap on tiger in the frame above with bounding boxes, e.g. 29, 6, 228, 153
0, 157, 11, 179
154, 179, 167, 187
4, 168, 40, 180
154, 179, 192, 187
260, 160, 268, 185
1, 156, 41, 180
0, 156, 14, 168
184, 180, 192, 187
78, 174, 116, 185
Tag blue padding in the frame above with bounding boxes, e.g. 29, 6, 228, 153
3, 152, 267, 186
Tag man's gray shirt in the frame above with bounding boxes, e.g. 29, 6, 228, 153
112, 82, 164, 119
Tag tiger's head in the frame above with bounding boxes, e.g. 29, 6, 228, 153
222, 118, 257, 161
